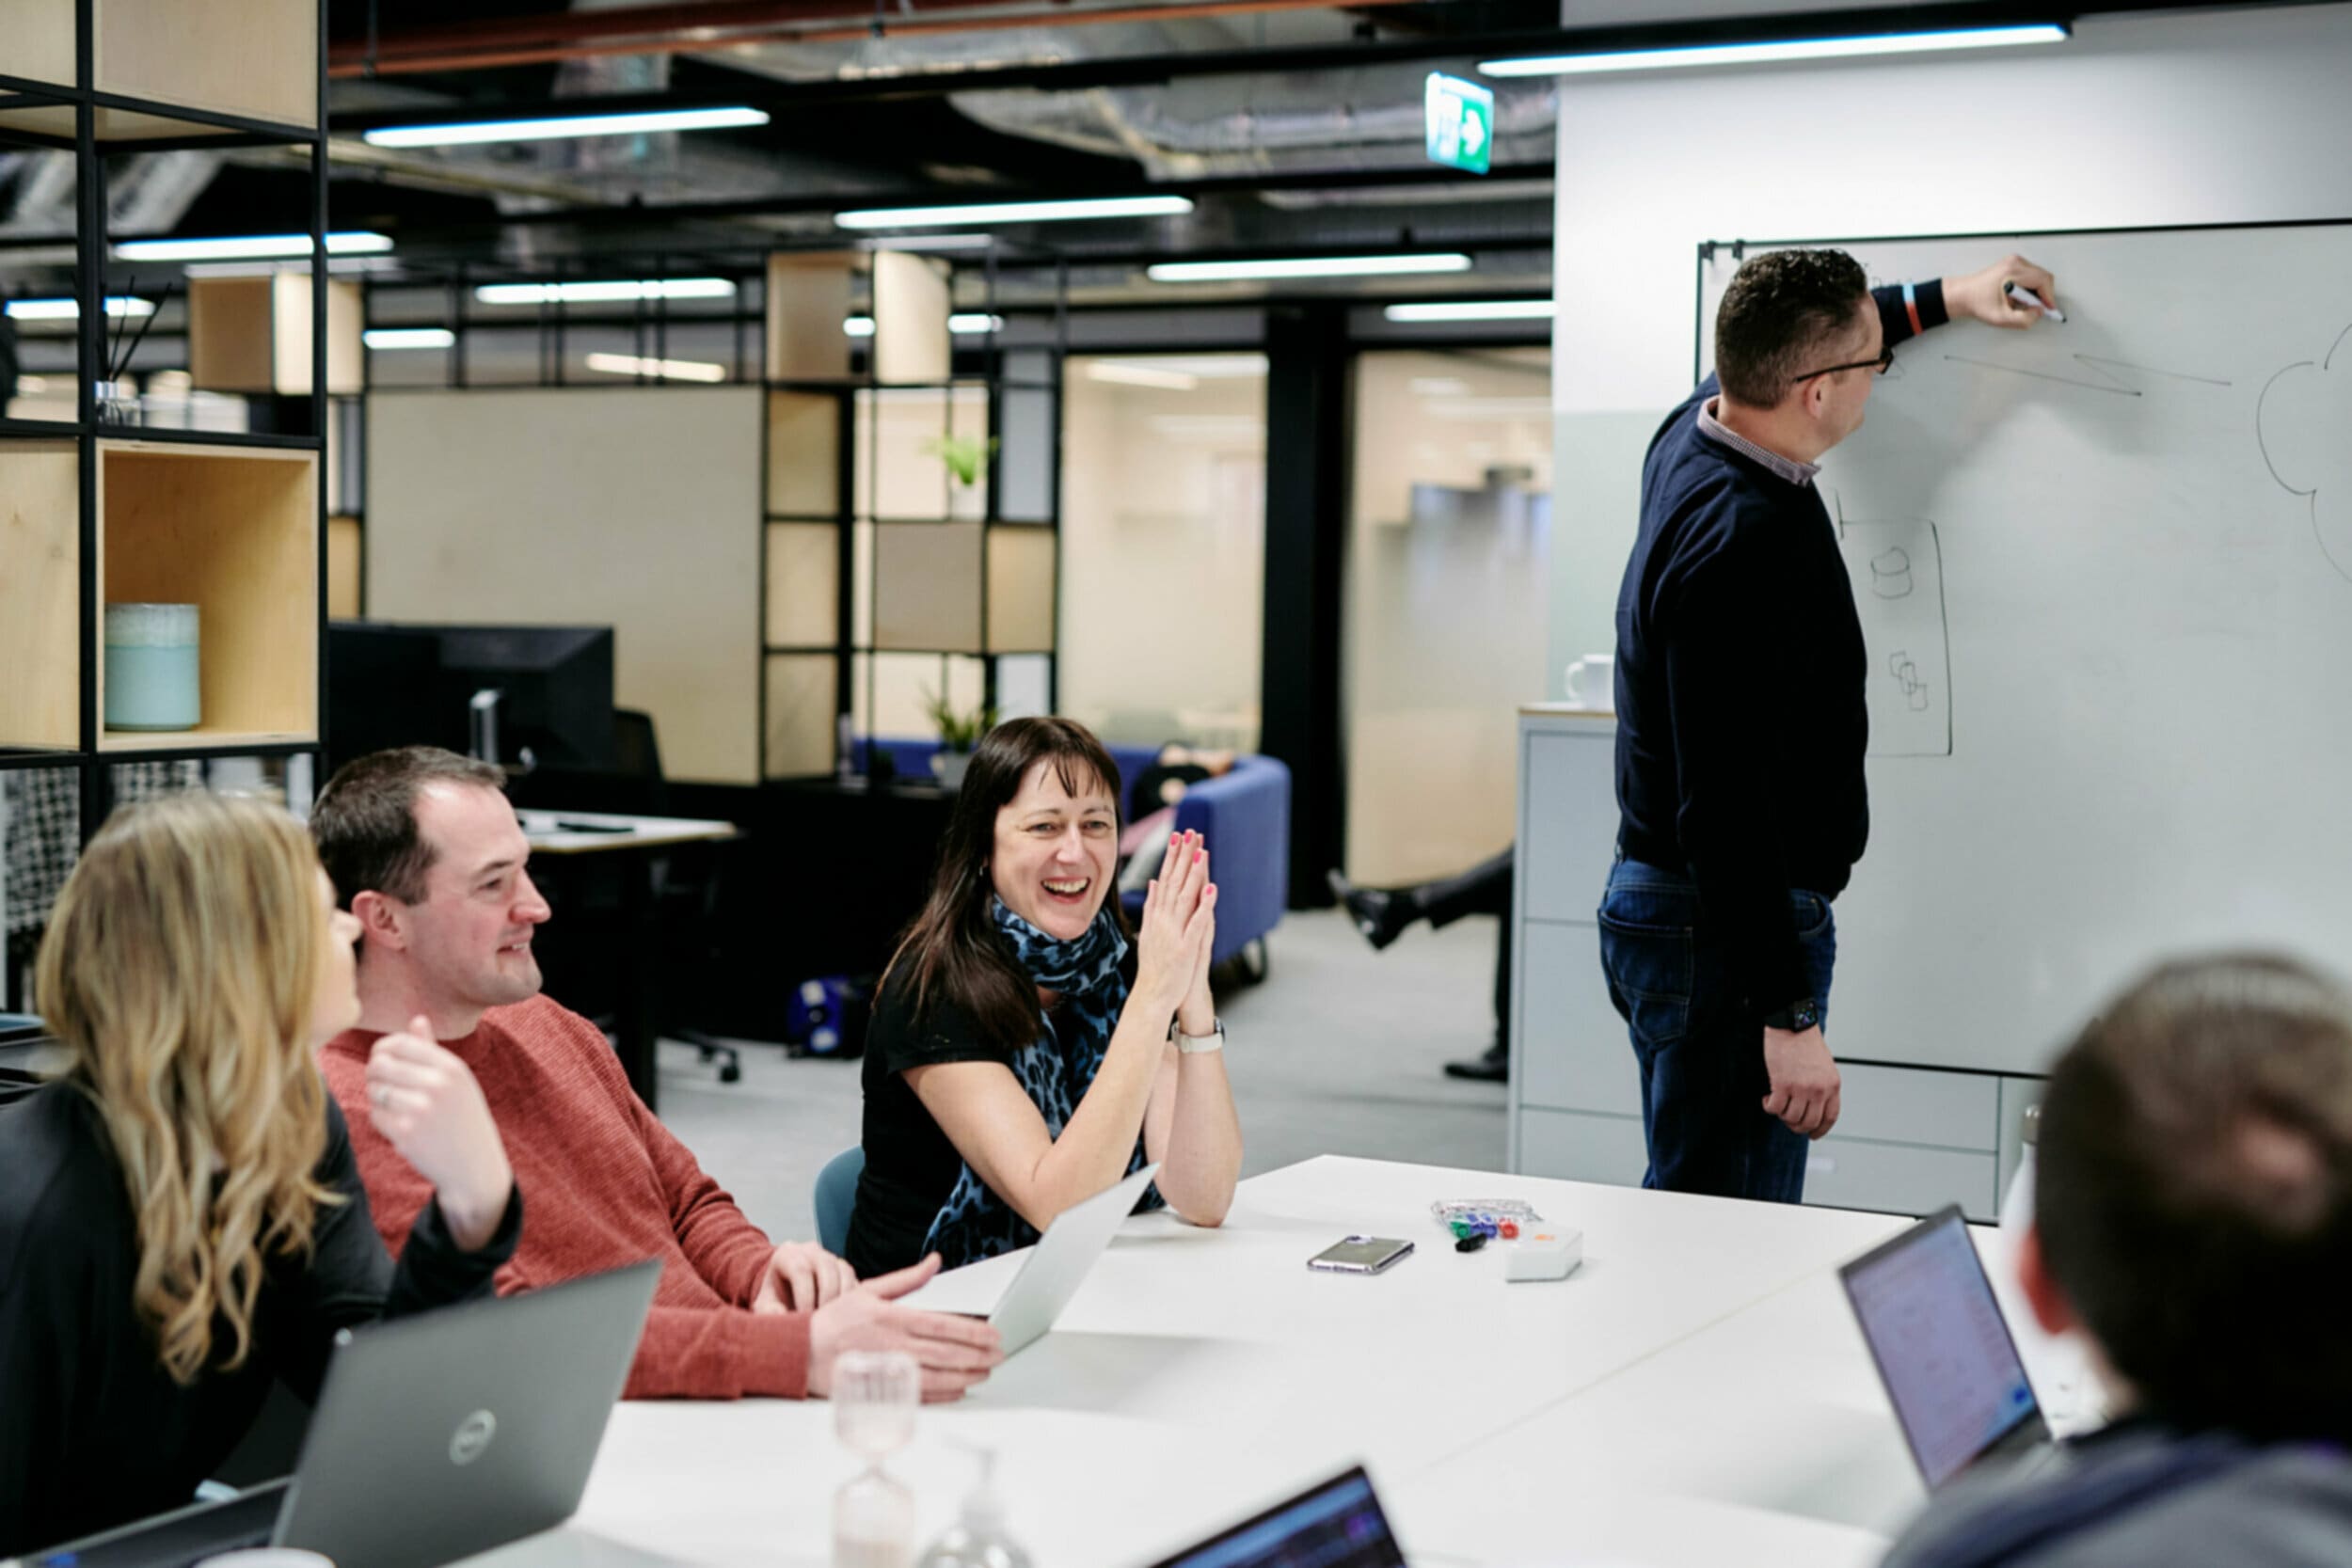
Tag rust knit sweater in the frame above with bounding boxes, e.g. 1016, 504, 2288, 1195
320, 995, 811, 1399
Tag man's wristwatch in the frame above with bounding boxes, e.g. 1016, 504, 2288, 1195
1169, 1016, 1226, 1054
1762, 998, 1821, 1033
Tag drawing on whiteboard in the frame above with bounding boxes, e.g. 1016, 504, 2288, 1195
1941, 354, 2235, 398
1870, 547, 1915, 599
1840, 520, 1951, 757
1889, 651, 1931, 712
2253, 323, 2352, 584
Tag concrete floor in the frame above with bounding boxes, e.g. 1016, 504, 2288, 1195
655, 906, 1509, 1242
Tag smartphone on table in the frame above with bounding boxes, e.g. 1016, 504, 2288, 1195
1307, 1235, 1415, 1275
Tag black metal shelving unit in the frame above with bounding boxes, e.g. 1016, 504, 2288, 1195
0, 0, 331, 1006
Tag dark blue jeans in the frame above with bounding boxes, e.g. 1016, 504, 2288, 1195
1597, 857, 1836, 1204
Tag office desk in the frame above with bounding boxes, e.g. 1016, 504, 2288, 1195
516, 810, 739, 1113
473, 1157, 1921, 1568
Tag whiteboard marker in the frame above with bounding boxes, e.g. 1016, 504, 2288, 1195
2003, 281, 2066, 323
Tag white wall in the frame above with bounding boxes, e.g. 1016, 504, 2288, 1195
1549, 3, 2352, 684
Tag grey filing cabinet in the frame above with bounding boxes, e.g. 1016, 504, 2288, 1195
1506, 706, 2044, 1220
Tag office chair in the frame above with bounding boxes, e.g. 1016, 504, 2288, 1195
611, 709, 743, 1085
814, 1147, 865, 1256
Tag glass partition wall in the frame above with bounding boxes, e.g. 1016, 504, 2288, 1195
1343, 348, 1552, 887
1058, 354, 1268, 755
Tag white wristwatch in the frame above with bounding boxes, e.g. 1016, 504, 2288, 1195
1169, 1016, 1226, 1054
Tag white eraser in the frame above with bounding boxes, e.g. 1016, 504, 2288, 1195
1504, 1227, 1583, 1282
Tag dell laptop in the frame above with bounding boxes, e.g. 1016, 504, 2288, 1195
1839, 1205, 2058, 1489
15, 1258, 660, 1568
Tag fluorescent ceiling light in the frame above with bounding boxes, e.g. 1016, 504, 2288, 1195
116, 231, 392, 261
841, 313, 1002, 336
364, 327, 455, 349
5, 295, 153, 321
1088, 362, 1199, 391
473, 277, 736, 305
583, 351, 726, 384
364, 106, 768, 148
1385, 299, 1553, 322
861, 233, 995, 252
1149, 253, 1472, 283
836, 196, 1193, 230
1479, 23, 2068, 76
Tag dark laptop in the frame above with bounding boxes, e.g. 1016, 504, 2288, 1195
1146, 1465, 1406, 1568
14, 1259, 660, 1568
1838, 1205, 2057, 1489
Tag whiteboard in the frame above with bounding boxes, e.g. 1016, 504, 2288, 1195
1698, 223, 2352, 1075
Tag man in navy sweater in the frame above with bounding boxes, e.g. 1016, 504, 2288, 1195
1603, 246, 2057, 1202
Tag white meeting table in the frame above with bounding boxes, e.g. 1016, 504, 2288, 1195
477, 1156, 1927, 1568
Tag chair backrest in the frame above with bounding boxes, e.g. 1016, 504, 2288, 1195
814, 1145, 865, 1256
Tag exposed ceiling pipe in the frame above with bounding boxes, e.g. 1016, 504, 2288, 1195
331, 0, 1431, 77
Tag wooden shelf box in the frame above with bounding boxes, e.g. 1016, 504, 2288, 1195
189, 275, 362, 396
0, 0, 319, 136
96, 440, 317, 751
0, 439, 81, 751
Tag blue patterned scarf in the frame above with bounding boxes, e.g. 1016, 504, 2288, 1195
920, 899, 1163, 1266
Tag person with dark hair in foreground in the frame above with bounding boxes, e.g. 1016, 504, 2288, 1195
310, 747, 1001, 1403
1606, 247, 2059, 1203
848, 717, 1242, 1277
1327, 853, 1514, 1082
1883, 952, 2352, 1567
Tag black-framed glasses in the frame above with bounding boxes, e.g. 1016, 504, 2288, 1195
1791, 344, 1895, 384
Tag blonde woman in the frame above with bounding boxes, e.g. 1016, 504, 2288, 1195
0, 795, 519, 1555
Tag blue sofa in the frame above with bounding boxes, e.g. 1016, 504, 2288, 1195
852, 737, 1290, 974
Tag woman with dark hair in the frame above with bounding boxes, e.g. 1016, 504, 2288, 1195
846, 717, 1242, 1276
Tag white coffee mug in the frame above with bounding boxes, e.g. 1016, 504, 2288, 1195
1564, 654, 1615, 709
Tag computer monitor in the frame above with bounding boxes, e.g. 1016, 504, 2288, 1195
326, 622, 616, 777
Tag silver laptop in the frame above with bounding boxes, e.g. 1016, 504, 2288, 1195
15, 1258, 660, 1568
1839, 1205, 2057, 1489
958, 1163, 1160, 1357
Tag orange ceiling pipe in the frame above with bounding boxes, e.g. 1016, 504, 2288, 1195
332, 0, 1431, 77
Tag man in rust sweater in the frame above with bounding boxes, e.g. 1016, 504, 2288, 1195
311, 746, 1000, 1402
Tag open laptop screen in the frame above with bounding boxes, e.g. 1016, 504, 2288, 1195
1840, 1206, 2042, 1488
1147, 1466, 1405, 1568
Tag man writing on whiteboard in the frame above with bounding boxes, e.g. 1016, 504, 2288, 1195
1602, 247, 2058, 1203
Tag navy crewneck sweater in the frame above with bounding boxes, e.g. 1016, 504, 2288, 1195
1613, 280, 1947, 1015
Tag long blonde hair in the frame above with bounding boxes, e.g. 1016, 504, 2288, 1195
36, 793, 344, 1385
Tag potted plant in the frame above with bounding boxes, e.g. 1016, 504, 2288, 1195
922, 689, 998, 789
924, 434, 997, 519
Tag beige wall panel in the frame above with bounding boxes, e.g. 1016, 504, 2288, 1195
97, 0, 318, 129
765, 522, 838, 648
766, 391, 839, 515
765, 253, 855, 381
0, 441, 81, 749
270, 276, 362, 396
97, 442, 317, 749
873, 521, 981, 653
871, 251, 949, 386
985, 526, 1055, 653
0, 0, 74, 87
326, 515, 361, 619
367, 387, 762, 784
763, 653, 835, 778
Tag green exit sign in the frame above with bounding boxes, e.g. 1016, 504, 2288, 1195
1424, 73, 1494, 175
